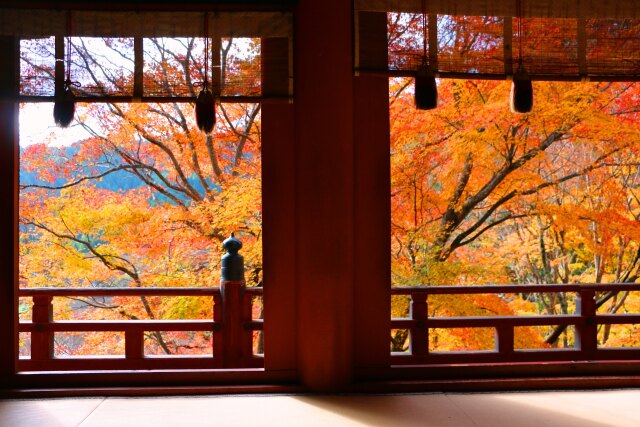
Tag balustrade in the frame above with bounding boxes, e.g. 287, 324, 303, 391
391, 284, 640, 365
17, 234, 263, 371
17, 254, 640, 372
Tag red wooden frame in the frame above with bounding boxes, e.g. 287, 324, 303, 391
391, 284, 640, 365
1, 30, 300, 390
18, 286, 263, 371
3, 3, 640, 394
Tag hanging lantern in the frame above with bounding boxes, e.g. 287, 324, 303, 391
195, 88, 215, 134
54, 13, 76, 128
53, 81, 76, 127
510, 67, 533, 113
415, 62, 438, 110
510, 0, 533, 113
194, 12, 216, 134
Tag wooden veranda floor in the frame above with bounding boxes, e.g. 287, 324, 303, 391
1, 389, 638, 426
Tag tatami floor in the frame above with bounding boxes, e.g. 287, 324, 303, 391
1, 390, 638, 426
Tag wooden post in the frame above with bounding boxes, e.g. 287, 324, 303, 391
0, 36, 18, 382
410, 292, 429, 356
125, 330, 144, 361
242, 290, 254, 360
577, 288, 598, 357
261, 36, 297, 373
133, 36, 143, 101
354, 11, 391, 372
295, 0, 355, 392
496, 325, 515, 358
212, 293, 224, 366
220, 234, 246, 368
31, 296, 53, 361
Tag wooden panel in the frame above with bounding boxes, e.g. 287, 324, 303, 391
295, 0, 354, 391
261, 37, 290, 96
0, 9, 294, 38
353, 13, 391, 371
356, 359, 640, 381
262, 35, 297, 373
356, 11, 388, 70
354, 0, 640, 19
0, 36, 18, 384
11, 368, 299, 391
17, 95, 288, 103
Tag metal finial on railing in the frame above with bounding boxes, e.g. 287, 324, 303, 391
221, 233, 244, 281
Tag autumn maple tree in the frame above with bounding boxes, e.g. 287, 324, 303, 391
19, 37, 262, 356
390, 75, 640, 350
18, 15, 640, 357
389, 14, 640, 351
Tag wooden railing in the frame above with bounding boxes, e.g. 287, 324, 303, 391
391, 284, 640, 365
17, 235, 263, 372
18, 286, 263, 371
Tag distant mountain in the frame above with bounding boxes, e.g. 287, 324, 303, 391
19, 143, 143, 192
19, 142, 213, 200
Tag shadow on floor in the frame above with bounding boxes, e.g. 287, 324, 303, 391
291, 393, 616, 427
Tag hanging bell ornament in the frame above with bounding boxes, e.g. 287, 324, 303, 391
510, 67, 533, 113
53, 83, 76, 128
195, 88, 216, 134
414, 62, 438, 110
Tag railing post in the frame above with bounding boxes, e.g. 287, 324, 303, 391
220, 233, 247, 368
577, 288, 598, 357
496, 325, 514, 358
31, 295, 53, 361
125, 330, 144, 361
410, 291, 429, 356
242, 289, 254, 359
212, 293, 223, 365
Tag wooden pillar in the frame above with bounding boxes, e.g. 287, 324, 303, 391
353, 11, 391, 372
0, 36, 18, 384
261, 37, 297, 373
295, 0, 354, 391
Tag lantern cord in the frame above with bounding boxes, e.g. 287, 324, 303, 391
421, 0, 427, 65
66, 11, 72, 86
517, 0, 523, 68
204, 12, 209, 91
62, 11, 81, 89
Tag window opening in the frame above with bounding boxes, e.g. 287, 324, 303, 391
388, 14, 640, 357
19, 36, 263, 362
